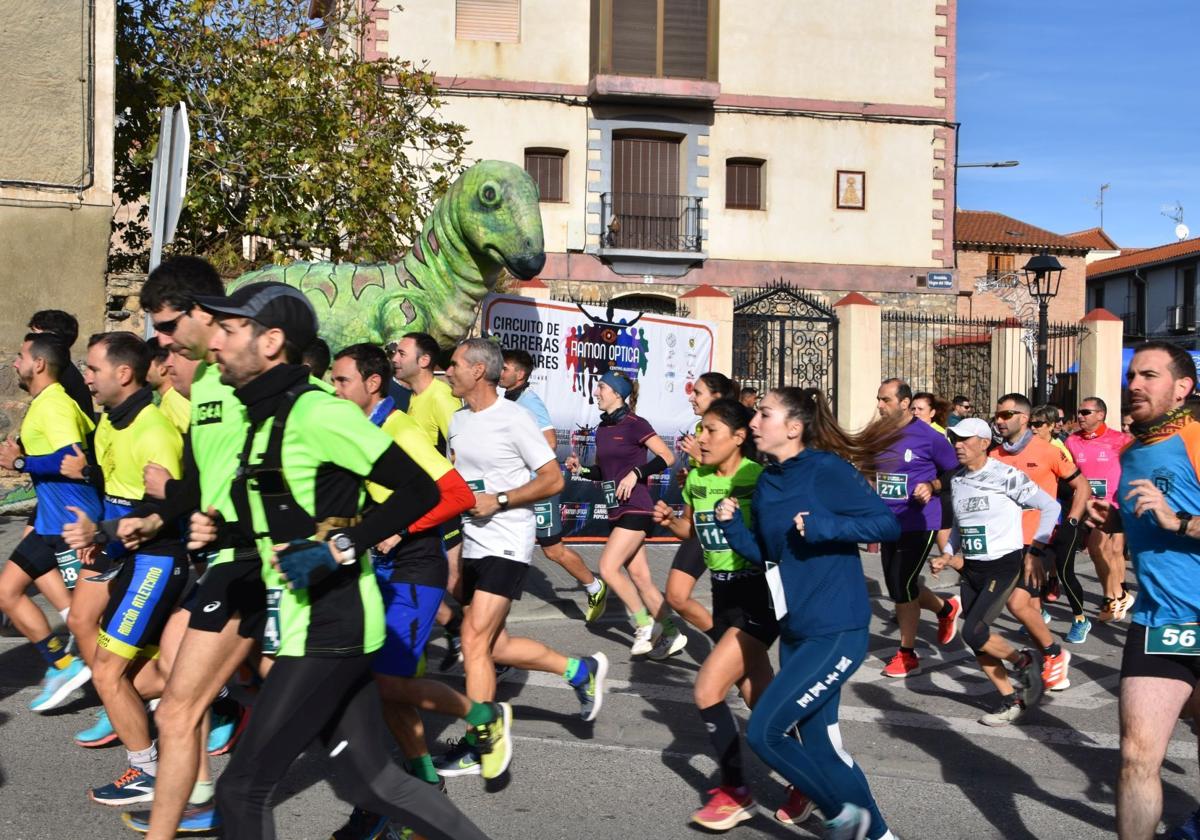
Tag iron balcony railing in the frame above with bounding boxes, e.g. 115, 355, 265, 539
1168, 304, 1196, 334
600, 192, 703, 253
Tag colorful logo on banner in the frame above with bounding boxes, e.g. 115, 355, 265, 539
565, 303, 651, 404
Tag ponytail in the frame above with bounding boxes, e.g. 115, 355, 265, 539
770, 387, 904, 474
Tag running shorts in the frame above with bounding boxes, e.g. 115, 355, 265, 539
9, 532, 101, 584
880, 530, 936, 603
669, 534, 706, 578
373, 579, 446, 678
1121, 623, 1200, 686
460, 555, 529, 605
534, 494, 563, 548
711, 572, 779, 647
186, 552, 268, 641
958, 551, 1022, 655
611, 512, 654, 536
98, 552, 189, 660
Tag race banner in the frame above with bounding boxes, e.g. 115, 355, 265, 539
482, 293, 717, 540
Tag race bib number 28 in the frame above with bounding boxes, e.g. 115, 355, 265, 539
56, 548, 82, 590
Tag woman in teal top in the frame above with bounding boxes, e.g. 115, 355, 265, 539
653, 399, 776, 832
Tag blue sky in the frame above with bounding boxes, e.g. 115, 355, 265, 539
956, 1, 1199, 248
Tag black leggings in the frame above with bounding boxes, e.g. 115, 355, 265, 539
880, 530, 936, 603
1051, 520, 1086, 616
959, 552, 1022, 655
216, 655, 491, 840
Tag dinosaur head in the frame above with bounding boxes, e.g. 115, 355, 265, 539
452, 160, 546, 281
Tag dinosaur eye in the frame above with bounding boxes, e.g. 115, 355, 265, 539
479, 182, 500, 207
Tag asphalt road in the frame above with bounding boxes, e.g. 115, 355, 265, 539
0, 514, 1195, 839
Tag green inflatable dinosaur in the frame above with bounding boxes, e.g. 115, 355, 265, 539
229, 160, 545, 351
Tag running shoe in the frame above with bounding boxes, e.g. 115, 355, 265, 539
122, 800, 221, 834
30, 657, 91, 713
1042, 576, 1061, 603
823, 802, 871, 840
630, 623, 654, 656
1014, 648, 1044, 709
475, 702, 513, 779
1042, 649, 1071, 691
1065, 618, 1092, 645
979, 696, 1025, 727
75, 707, 118, 748
494, 663, 515, 684
574, 652, 608, 722
691, 786, 755, 831
208, 703, 250, 756
433, 737, 481, 777
882, 649, 920, 678
328, 807, 390, 840
1110, 590, 1135, 622
647, 627, 687, 661
1018, 609, 1052, 637
584, 579, 609, 623
90, 766, 156, 805
438, 631, 463, 672
1167, 807, 1200, 840
775, 785, 816, 824
937, 596, 962, 646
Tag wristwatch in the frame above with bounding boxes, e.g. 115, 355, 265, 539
1177, 511, 1193, 536
329, 532, 357, 565
497, 492, 510, 511
11, 456, 25, 472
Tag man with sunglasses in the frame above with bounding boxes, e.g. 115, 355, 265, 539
1066, 398, 1134, 626
947, 395, 973, 428
990, 393, 1090, 692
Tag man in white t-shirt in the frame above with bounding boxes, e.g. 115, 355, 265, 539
433, 339, 609, 778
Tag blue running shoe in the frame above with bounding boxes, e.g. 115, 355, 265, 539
1065, 618, 1092, 645
1019, 609, 1053, 638
122, 800, 221, 834
30, 657, 91, 712
207, 703, 249, 756
90, 766, 155, 806
824, 802, 871, 840
1169, 807, 1200, 840
76, 707, 119, 748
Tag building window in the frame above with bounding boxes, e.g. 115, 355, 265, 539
597, 0, 716, 81
725, 158, 764, 210
456, 0, 520, 43
1093, 284, 1105, 311
524, 149, 566, 203
986, 253, 1016, 279
611, 293, 678, 316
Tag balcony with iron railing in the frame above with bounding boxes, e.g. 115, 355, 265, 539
599, 193, 704, 263
1122, 311, 1144, 337
1168, 304, 1196, 334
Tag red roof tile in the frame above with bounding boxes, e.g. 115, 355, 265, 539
1065, 227, 1119, 250
955, 210, 1088, 252
1088, 238, 1200, 278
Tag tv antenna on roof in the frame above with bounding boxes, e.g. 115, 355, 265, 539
1162, 202, 1188, 240
1095, 183, 1110, 227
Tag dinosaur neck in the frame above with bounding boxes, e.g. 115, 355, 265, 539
400, 197, 504, 345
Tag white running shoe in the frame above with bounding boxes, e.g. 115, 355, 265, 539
630, 623, 654, 655
647, 628, 687, 661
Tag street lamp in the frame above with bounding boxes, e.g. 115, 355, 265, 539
958, 161, 1021, 168
1023, 250, 1066, 405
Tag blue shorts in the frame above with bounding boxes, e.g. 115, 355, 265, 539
373, 578, 445, 678
98, 552, 189, 660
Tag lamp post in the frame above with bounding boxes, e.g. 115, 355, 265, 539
1023, 250, 1066, 405
958, 161, 1021, 168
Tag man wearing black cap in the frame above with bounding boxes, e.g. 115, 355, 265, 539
188, 282, 492, 840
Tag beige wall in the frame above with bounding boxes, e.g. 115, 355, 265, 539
380, 0, 589, 84
707, 113, 940, 266
719, 0, 944, 104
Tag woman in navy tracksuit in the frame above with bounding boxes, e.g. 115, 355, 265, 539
717, 387, 899, 840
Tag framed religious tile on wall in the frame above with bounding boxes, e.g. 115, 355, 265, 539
836, 170, 866, 210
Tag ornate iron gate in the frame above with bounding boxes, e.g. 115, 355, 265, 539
732, 283, 838, 404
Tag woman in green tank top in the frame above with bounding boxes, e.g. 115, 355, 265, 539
653, 399, 779, 831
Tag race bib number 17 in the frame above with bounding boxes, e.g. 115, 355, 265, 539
601, 480, 618, 509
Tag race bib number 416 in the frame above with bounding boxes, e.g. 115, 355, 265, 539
960, 525, 988, 558
876, 472, 909, 500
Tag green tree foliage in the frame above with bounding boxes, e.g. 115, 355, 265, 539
112, 0, 467, 273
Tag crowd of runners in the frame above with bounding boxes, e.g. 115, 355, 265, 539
3, 254, 1200, 840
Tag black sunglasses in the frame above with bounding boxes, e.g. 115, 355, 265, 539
994, 410, 1025, 420
1031, 420, 1050, 428
1077, 409, 1098, 416
152, 313, 185, 335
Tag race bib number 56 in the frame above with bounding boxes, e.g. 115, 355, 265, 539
1146, 623, 1200, 655
876, 472, 909, 500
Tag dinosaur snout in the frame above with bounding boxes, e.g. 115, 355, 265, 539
506, 251, 546, 280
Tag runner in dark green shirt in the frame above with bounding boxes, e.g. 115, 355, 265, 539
193, 282, 491, 840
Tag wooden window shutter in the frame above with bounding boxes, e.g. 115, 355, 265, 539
726, 159, 763, 210
524, 149, 566, 202
662, 0, 708, 79
611, 0, 657, 76
456, 0, 520, 43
